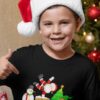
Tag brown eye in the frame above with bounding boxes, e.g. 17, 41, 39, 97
44, 23, 52, 26
61, 21, 68, 24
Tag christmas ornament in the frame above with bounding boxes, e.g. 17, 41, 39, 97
85, 32, 95, 43
88, 48, 100, 63
51, 85, 72, 100
87, 5, 100, 20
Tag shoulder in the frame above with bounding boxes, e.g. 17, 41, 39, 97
74, 52, 96, 72
74, 53, 98, 81
74, 52, 95, 65
12, 44, 41, 55
15, 44, 40, 52
9, 44, 41, 62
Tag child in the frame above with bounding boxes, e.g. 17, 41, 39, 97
0, 0, 99, 100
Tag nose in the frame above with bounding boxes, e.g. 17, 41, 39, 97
53, 25, 61, 35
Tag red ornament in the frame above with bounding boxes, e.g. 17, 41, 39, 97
87, 5, 100, 20
88, 49, 100, 63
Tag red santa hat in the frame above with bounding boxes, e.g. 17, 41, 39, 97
17, 0, 85, 37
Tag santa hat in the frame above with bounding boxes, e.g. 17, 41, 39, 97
17, 0, 85, 37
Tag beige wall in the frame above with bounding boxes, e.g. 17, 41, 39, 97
0, 0, 41, 56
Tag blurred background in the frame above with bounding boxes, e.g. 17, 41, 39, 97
0, 0, 41, 56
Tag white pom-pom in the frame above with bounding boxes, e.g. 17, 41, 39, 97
17, 21, 36, 37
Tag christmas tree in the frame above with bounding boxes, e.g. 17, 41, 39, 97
72, 0, 100, 78
51, 85, 72, 100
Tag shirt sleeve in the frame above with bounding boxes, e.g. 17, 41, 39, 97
83, 62, 99, 100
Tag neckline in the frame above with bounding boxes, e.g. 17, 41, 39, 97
39, 45, 76, 62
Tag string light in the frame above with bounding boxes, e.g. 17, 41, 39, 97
84, 1, 87, 5
94, 19, 98, 22
83, 31, 87, 36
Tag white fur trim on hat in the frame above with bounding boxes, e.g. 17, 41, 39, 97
17, 0, 85, 36
17, 21, 36, 37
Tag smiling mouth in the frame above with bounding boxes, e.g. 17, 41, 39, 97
50, 37, 65, 44
50, 37, 65, 40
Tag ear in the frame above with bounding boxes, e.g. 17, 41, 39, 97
76, 18, 82, 32
39, 30, 42, 34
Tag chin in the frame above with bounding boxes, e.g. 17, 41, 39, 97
50, 45, 66, 52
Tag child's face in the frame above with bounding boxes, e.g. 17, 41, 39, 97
39, 6, 81, 52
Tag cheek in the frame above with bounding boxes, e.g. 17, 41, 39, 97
63, 28, 75, 36
66, 34, 74, 41
62, 24, 76, 34
63, 28, 75, 40
40, 28, 52, 37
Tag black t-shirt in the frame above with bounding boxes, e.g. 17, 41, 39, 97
0, 45, 99, 100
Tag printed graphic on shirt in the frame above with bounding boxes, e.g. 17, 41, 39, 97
0, 92, 8, 100
22, 74, 72, 100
